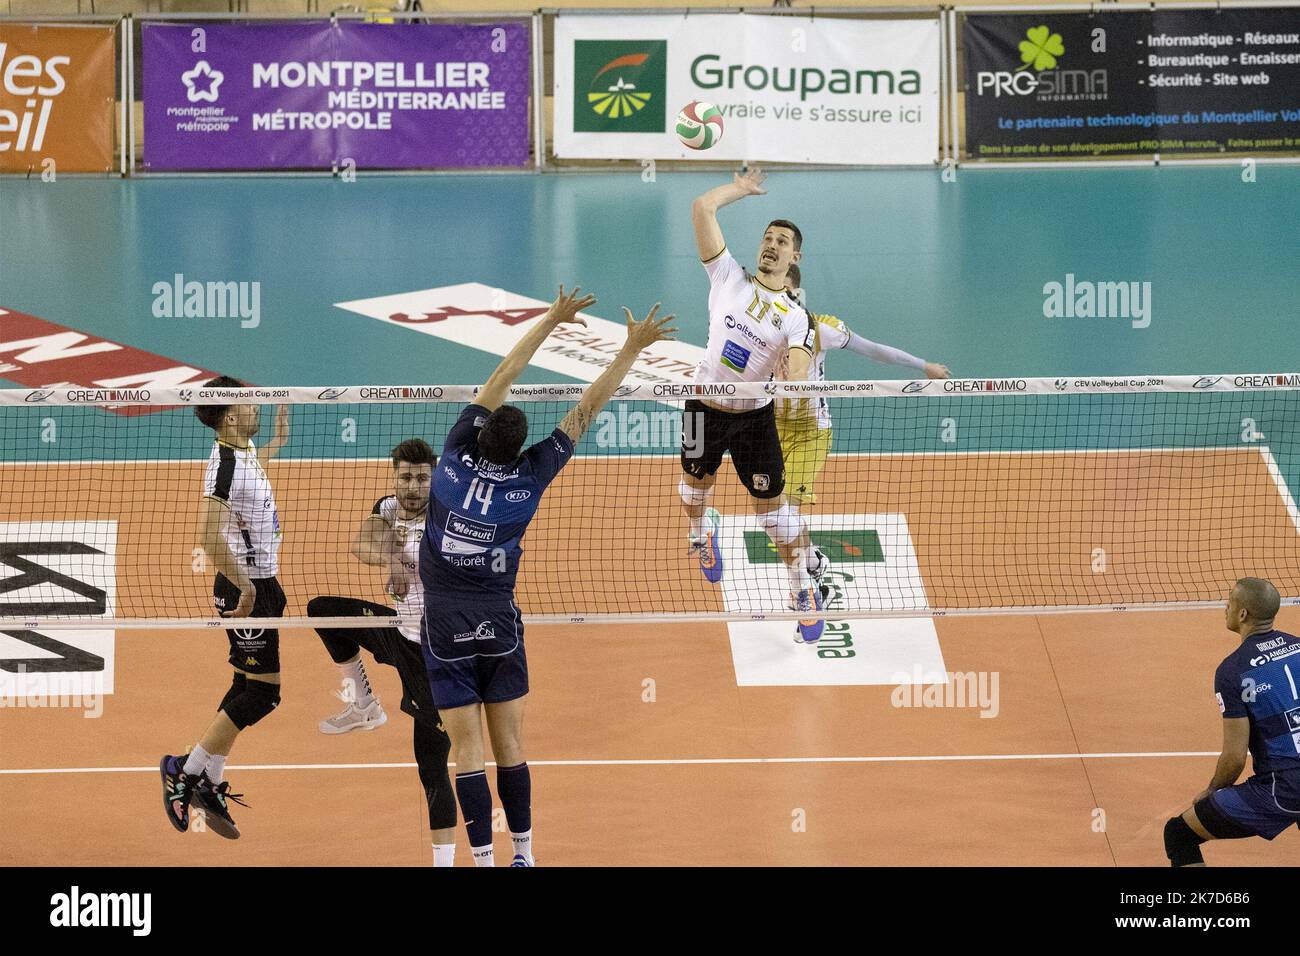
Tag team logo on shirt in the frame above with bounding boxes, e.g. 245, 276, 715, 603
445, 513, 496, 543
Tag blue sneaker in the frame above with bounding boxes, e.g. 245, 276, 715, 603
692, 507, 724, 584
510, 854, 534, 867
791, 588, 825, 644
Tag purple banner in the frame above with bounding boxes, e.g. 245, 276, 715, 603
143, 22, 530, 170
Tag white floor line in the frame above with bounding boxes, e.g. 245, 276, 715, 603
0, 751, 1218, 775
1259, 446, 1300, 536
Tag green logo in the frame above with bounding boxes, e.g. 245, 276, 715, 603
573, 40, 667, 133
743, 530, 884, 565
1017, 25, 1064, 72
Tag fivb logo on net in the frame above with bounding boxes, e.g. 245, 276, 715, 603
975, 25, 1108, 102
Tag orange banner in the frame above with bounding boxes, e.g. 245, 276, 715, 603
0, 23, 116, 174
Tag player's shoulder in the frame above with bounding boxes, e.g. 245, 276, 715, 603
817, 313, 847, 332
371, 494, 397, 519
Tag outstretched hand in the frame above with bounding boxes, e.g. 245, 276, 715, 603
734, 167, 767, 196
545, 285, 596, 328
925, 362, 952, 380
623, 303, 678, 352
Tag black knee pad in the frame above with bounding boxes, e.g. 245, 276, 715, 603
1164, 816, 1205, 867
1194, 794, 1256, 840
222, 677, 281, 730
219, 673, 247, 714
414, 720, 456, 831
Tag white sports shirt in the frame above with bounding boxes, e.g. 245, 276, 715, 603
202, 440, 282, 578
370, 494, 425, 643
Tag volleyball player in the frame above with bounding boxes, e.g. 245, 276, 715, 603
306, 438, 457, 867
683, 167, 828, 643
1165, 578, 1300, 866
779, 263, 951, 512
160, 376, 289, 840
422, 287, 675, 866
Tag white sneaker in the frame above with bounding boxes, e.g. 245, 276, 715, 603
318, 691, 387, 735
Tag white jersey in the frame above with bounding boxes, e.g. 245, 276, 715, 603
695, 248, 814, 412
777, 314, 852, 431
371, 495, 425, 643
202, 440, 281, 577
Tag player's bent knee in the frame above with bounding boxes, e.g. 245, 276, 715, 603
222, 677, 281, 730
759, 504, 804, 546
678, 477, 711, 507
1163, 816, 1205, 867
1193, 794, 1256, 840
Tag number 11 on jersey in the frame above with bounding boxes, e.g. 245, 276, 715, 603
463, 476, 494, 516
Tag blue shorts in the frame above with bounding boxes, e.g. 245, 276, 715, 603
421, 601, 528, 710
1209, 770, 1300, 840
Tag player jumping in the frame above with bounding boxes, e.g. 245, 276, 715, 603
684, 167, 827, 643
421, 287, 676, 866
1165, 577, 1300, 866
306, 438, 457, 867
161, 376, 289, 840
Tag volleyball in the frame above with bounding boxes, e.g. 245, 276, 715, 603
676, 101, 724, 151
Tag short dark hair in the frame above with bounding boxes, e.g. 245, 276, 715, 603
478, 405, 528, 465
1235, 577, 1280, 622
195, 375, 245, 430
391, 438, 435, 469
767, 219, 802, 251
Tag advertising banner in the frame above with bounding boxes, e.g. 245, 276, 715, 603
0, 24, 116, 174
553, 14, 940, 165
143, 21, 529, 170
965, 10, 1300, 158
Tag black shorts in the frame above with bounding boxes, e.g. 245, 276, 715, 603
213, 573, 286, 675
680, 398, 785, 499
306, 595, 441, 725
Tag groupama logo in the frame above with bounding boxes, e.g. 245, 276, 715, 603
573, 40, 667, 133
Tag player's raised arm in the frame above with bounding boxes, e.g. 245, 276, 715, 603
476, 285, 596, 412
691, 167, 767, 261
257, 405, 291, 465
350, 513, 394, 568
833, 321, 951, 379
558, 304, 677, 444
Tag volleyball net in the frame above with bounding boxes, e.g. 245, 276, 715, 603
2, 375, 1299, 630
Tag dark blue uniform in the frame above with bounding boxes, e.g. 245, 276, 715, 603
1209, 629, 1300, 838
419, 404, 573, 709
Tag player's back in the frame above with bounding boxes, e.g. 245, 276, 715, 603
1215, 628, 1300, 773
419, 404, 573, 602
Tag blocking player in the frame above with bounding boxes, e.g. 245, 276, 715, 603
160, 376, 289, 840
1165, 577, 1300, 866
684, 167, 827, 643
422, 287, 675, 867
779, 262, 951, 511
306, 438, 457, 867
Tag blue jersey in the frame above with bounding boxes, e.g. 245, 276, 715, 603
419, 403, 573, 602
1214, 629, 1300, 774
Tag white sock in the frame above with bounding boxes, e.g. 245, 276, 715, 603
787, 561, 812, 593
433, 843, 456, 868
688, 514, 705, 541
183, 744, 210, 778
471, 845, 495, 867
206, 753, 227, 785
511, 830, 533, 863
338, 655, 375, 706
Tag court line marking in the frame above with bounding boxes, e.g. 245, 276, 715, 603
0, 446, 1257, 466
0, 751, 1218, 775
1259, 446, 1300, 536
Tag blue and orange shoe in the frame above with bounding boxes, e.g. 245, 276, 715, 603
791, 588, 825, 644
159, 754, 198, 833
690, 507, 724, 584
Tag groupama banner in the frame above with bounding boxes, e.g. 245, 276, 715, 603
964, 10, 1300, 158
553, 14, 940, 164
142, 21, 529, 170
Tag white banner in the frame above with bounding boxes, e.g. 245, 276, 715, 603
553, 13, 941, 165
